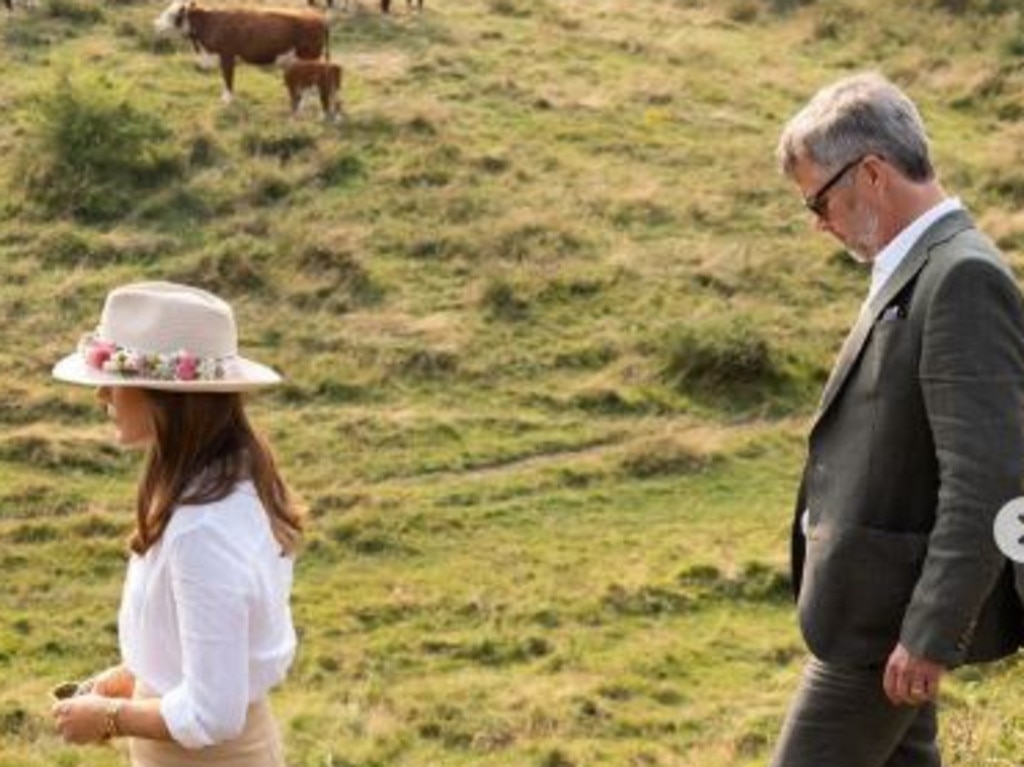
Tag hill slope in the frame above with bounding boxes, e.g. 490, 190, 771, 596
2, 0, 1024, 765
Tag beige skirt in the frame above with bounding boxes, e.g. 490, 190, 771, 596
128, 682, 285, 767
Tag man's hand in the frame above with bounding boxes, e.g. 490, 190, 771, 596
883, 642, 945, 706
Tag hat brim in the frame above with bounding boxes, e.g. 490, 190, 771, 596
52, 354, 282, 393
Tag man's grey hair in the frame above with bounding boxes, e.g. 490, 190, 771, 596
776, 72, 934, 183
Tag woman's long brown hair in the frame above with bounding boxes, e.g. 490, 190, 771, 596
129, 391, 303, 556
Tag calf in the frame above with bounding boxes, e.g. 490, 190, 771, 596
284, 60, 342, 122
155, 1, 330, 103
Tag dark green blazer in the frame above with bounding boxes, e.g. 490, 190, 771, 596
791, 210, 1024, 667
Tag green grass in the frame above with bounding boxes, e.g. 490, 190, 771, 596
3, 0, 1024, 764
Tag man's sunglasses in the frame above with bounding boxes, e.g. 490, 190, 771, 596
804, 157, 864, 219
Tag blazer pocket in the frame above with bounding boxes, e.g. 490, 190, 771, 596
800, 525, 929, 659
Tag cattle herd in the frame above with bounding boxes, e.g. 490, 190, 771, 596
4, 0, 426, 121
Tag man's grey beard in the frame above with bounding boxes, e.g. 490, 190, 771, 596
845, 208, 881, 264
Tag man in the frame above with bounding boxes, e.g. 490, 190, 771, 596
772, 72, 1024, 766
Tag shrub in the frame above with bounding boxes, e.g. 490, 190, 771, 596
330, 519, 413, 556
553, 342, 617, 370
1002, 21, 1024, 57
392, 347, 459, 380
7, 523, 59, 544
407, 235, 469, 260
317, 153, 365, 186
767, 0, 816, 12
931, 0, 1011, 13
481, 278, 530, 321
491, 221, 590, 262
20, 76, 181, 222
407, 114, 439, 136
44, 0, 103, 24
250, 171, 291, 205
619, 438, 710, 478
677, 561, 790, 603
5, 23, 49, 48
727, 0, 760, 23
488, 0, 533, 17
812, 4, 863, 40
71, 514, 126, 538
398, 168, 450, 188
569, 387, 650, 415
540, 750, 576, 767
295, 243, 383, 309
661, 317, 780, 397
242, 128, 316, 162
0, 435, 126, 473
0, 704, 44, 739
609, 198, 675, 230
988, 170, 1024, 207
171, 236, 276, 296
188, 133, 221, 169
602, 584, 691, 616
477, 154, 510, 174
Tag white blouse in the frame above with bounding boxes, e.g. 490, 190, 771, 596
119, 482, 297, 749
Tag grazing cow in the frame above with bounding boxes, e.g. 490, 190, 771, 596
284, 60, 342, 122
155, 1, 330, 103
308, 0, 422, 12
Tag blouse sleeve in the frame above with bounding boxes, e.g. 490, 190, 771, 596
159, 525, 254, 749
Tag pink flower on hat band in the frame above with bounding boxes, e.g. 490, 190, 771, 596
176, 352, 198, 382
84, 339, 117, 370
78, 333, 226, 383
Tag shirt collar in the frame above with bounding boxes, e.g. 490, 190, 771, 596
868, 197, 964, 302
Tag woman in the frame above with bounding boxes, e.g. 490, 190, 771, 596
50, 281, 303, 766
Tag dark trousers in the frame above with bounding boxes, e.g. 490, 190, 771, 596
771, 656, 941, 767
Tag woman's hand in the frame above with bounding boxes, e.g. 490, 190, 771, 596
91, 665, 135, 699
52, 694, 113, 745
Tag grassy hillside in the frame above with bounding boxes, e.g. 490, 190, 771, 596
2, 0, 1024, 765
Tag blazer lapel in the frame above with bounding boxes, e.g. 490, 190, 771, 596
811, 210, 975, 431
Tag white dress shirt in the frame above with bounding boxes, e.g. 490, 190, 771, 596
866, 196, 963, 304
119, 482, 297, 749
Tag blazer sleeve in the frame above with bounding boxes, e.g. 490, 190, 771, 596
901, 255, 1024, 665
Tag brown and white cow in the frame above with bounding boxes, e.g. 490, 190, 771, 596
283, 60, 342, 122
155, 1, 330, 103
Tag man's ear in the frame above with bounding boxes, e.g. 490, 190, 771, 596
861, 155, 887, 189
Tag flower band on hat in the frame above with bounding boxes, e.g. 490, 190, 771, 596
79, 332, 227, 383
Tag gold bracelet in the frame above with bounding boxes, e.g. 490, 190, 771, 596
104, 699, 124, 740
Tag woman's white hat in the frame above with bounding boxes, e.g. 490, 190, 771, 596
52, 281, 282, 392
